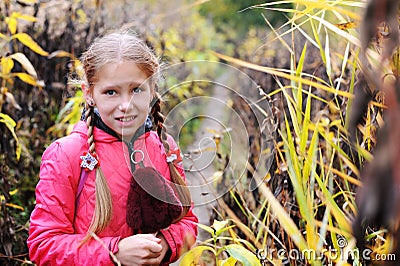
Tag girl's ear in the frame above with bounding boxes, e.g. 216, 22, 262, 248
82, 82, 95, 106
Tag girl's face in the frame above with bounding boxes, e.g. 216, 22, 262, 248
84, 61, 153, 140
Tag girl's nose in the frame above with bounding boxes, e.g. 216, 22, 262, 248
119, 99, 133, 111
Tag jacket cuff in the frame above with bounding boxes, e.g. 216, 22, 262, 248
108, 236, 121, 265
161, 248, 172, 264
159, 229, 177, 263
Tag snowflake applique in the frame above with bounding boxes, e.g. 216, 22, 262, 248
80, 152, 99, 171
166, 149, 182, 164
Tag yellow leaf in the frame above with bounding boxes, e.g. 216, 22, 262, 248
6, 203, 24, 211
13, 72, 38, 86
13, 33, 49, 56
0, 113, 16, 132
0, 32, 7, 40
10, 53, 38, 78
9, 189, 18, 196
5, 17, 18, 34
212, 219, 229, 233
76, 9, 87, 23
293, 0, 361, 20
225, 244, 262, 266
180, 245, 215, 266
220, 257, 237, 266
335, 21, 357, 31
0, 113, 21, 160
11, 12, 37, 22
15, 0, 37, 4
48, 50, 74, 59
73, 59, 84, 77
1, 57, 14, 75
308, 14, 360, 47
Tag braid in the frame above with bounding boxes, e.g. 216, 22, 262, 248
85, 106, 95, 154
81, 105, 113, 244
151, 94, 191, 220
151, 93, 169, 150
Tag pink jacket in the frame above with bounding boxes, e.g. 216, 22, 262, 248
28, 121, 198, 265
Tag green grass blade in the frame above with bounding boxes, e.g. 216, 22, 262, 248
250, 166, 309, 252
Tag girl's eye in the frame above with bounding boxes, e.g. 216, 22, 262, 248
133, 87, 142, 94
105, 90, 116, 96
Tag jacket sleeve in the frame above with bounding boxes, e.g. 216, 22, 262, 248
27, 141, 119, 266
159, 207, 198, 263
159, 135, 199, 264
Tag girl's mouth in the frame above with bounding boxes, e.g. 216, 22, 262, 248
117, 116, 135, 122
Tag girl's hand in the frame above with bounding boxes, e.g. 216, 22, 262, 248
115, 234, 164, 265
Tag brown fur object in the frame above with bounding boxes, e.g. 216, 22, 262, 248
126, 167, 183, 233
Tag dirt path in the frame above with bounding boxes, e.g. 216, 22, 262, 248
184, 74, 233, 242
170, 63, 271, 265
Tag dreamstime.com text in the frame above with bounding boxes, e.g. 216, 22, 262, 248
255, 237, 396, 265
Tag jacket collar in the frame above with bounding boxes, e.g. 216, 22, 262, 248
72, 121, 118, 143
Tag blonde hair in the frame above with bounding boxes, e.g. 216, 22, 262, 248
79, 29, 191, 242
81, 106, 112, 244
81, 29, 160, 87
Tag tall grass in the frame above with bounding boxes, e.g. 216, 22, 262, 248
183, 0, 395, 265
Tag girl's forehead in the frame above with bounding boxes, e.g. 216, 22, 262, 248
98, 60, 144, 73
94, 61, 150, 86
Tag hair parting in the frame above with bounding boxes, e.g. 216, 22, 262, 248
80, 29, 161, 89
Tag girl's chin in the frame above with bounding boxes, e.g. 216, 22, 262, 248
118, 132, 135, 141
118, 128, 138, 141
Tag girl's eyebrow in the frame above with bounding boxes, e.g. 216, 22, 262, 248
128, 82, 142, 88
98, 82, 143, 90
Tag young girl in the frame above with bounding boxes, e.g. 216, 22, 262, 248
27, 29, 198, 265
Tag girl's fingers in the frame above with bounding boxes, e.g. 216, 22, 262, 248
136, 233, 161, 243
147, 241, 163, 254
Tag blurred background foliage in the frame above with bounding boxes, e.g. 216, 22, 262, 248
0, 0, 288, 264
198, 0, 290, 37
1, 0, 398, 265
